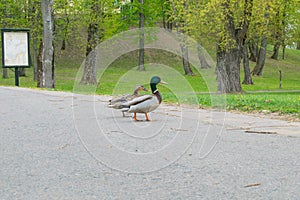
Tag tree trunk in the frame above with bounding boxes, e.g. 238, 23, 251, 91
39, 0, 55, 88
81, 1, 103, 85
81, 50, 97, 85
280, 1, 287, 59
172, 0, 193, 75
271, 42, 280, 60
33, 38, 38, 81
37, 40, 43, 87
167, 22, 173, 31
180, 41, 193, 75
216, 0, 252, 93
241, 0, 253, 85
2, 69, 8, 78
162, 7, 166, 29
162, 2, 166, 29
165, 0, 172, 31
197, 44, 211, 69
297, 42, 300, 50
242, 45, 253, 84
282, 45, 286, 60
80, 23, 98, 85
61, 39, 66, 50
178, 32, 194, 75
61, 16, 69, 50
2, 0, 8, 79
271, 8, 282, 60
252, 37, 267, 76
19, 68, 26, 76
138, 0, 145, 71
28, 0, 40, 82
249, 41, 258, 62
216, 45, 242, 93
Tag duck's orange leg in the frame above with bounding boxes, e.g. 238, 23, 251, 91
133, 113, 139, 121
145, 113, 151, 121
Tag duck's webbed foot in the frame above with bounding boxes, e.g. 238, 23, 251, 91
145, 113, 151, 121
133, 113, 141, 121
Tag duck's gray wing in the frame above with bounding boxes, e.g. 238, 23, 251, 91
123, 94, 153, 106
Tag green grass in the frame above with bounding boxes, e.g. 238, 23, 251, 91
242, 46, 300, 91
226, 92, 300, 115
1, 46, 300, 118
0, 68, 37, 88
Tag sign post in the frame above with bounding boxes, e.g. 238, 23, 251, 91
1, 28, 30, 86
15, 67, 19, 86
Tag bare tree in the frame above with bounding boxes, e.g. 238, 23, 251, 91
252, 36, 267, 76
138, 0, 145, 71
1, 0, 8, 78
197, 44, 211, 69
80, 1, 103, 85
80, 23, 98, 85
241, 0, 253, 85
242, 44, 253, 84
38, 0, 55, 88
171, 0, 194, 75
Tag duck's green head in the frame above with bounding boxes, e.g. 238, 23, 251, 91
150, 76, 167, 93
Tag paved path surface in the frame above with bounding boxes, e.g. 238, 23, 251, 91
0, 86, 299, 199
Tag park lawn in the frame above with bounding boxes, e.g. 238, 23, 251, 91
226, 92, 300, 116
0, 47, 299, 117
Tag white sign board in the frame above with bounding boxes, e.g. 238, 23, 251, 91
2, 29, 30, 68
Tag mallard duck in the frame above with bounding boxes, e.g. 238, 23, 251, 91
120, 76, 167, 121
108, 85, 148, 117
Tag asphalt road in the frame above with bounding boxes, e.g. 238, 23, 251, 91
0, 86, 299, 199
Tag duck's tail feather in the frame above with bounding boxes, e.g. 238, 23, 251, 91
108, 102, 123, 109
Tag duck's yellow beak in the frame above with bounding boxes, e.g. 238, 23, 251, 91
160, 80, 168, 85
